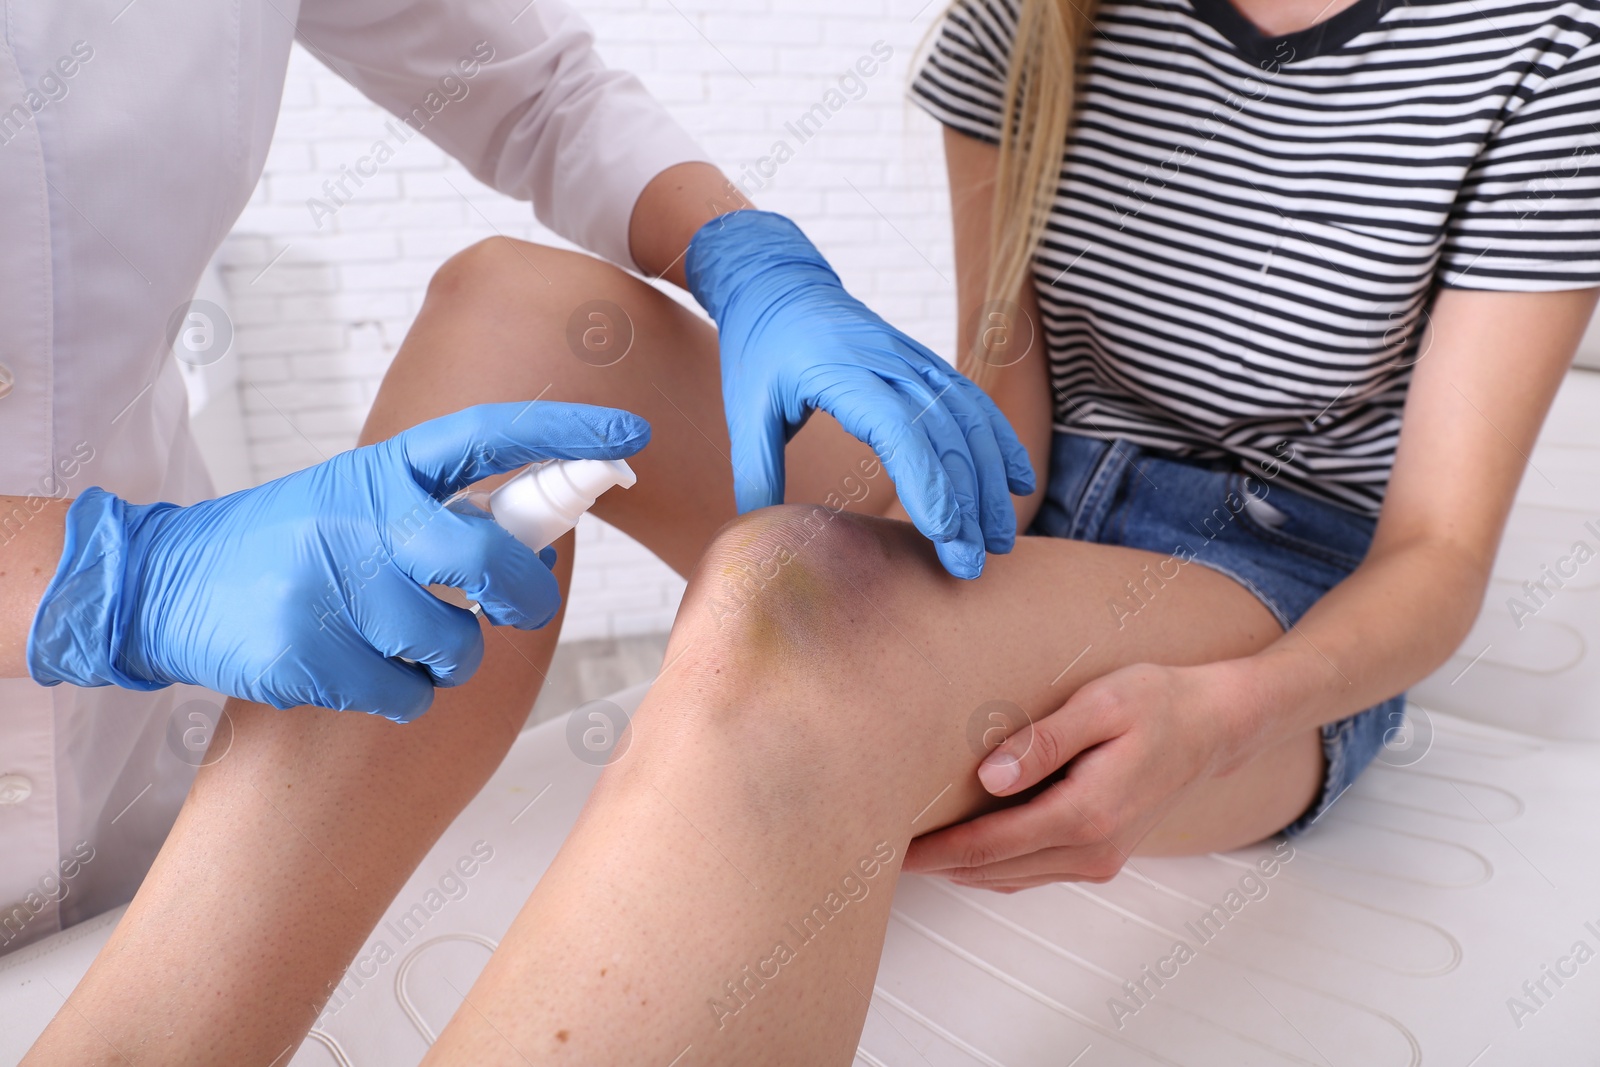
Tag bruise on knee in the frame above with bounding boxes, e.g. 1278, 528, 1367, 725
639, 506, 911, 833
630, 507, 962, 836
684, 505, 895, 670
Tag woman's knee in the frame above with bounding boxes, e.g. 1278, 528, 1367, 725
670, 505, 918, 680
622, 505, 954, 818
375, 237, 656, 427
412, 236, 714, 398
423, 237, 624, 321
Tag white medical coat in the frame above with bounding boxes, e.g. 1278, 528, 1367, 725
0, 0, 706, 953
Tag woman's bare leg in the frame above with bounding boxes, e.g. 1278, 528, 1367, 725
25, 236, 887, 1066
423, 501, 1322, 1065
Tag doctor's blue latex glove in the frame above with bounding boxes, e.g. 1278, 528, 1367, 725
27, 402, 649, 722
686, 210, 1034, 579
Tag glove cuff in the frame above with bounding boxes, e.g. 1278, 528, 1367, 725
27, 488, 168, 691
685, 210, 841, 322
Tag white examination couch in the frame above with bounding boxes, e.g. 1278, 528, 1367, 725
5, 370, 1600, 1065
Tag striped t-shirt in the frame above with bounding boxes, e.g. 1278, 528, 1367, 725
913, 0, 1600, 513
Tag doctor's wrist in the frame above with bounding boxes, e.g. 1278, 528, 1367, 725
628, 161, 754, 287
0, 495, 70, 678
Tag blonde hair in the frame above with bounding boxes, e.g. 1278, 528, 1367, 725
967, 0, 1098, 389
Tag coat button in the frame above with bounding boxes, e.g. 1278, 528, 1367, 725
0, 362, 13, 400
0, 774, 33, 805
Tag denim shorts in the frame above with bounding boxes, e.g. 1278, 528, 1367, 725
1028, 431, 1401, 836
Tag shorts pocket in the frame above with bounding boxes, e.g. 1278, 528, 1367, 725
1030, 433, 1119, 540
1226, 472, 1373, 572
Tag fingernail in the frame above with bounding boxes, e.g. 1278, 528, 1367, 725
979, 752, 1020, 793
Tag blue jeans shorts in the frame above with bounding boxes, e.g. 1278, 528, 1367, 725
1028, 431, 1401, 836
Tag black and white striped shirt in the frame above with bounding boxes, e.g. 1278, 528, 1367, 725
913, 0, 1600, 513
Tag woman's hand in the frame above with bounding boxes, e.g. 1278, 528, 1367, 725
904, 661, 1258, 891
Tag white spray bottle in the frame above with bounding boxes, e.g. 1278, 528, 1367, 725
430, 457, 638, 617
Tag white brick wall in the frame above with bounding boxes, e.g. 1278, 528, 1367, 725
215, 0, 958, 641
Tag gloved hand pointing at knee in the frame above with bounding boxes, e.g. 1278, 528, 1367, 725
686, 210, 1035, 579
27, 402, 649, 722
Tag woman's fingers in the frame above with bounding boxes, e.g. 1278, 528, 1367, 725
944, 847, 1097, 889
908, 773, 1135, 884
918, 667, 1222, 890
977, 684, 1116, 796
904, 692, 1115, 874
909, 770, 1105, 866
910, 692, 1146, 885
